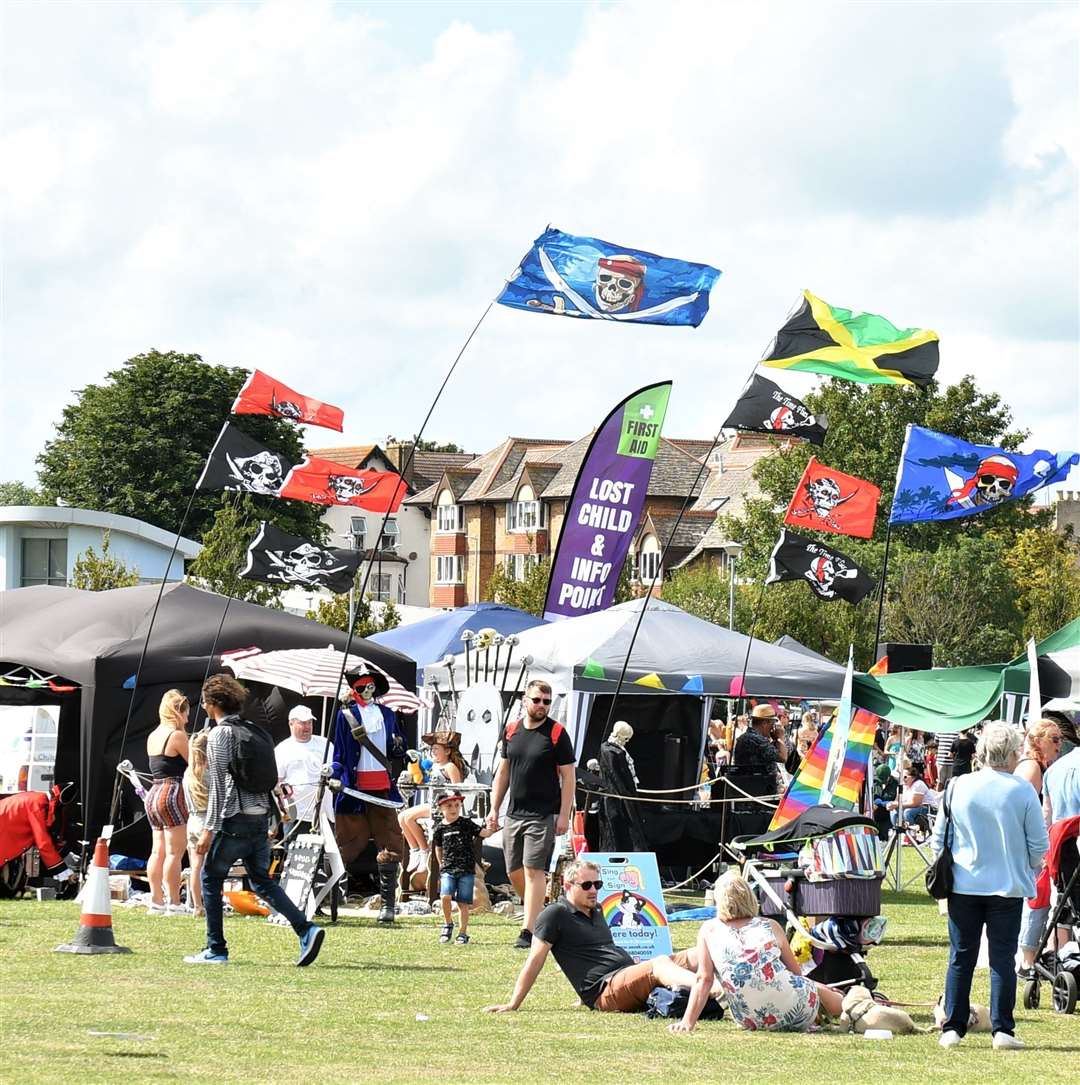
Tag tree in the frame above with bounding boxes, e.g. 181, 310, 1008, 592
386, 437, 465, 454
484, 553, 635, 616
662, 563, 734, 628
0, 481, 47, 506
711, 373, 1051, 667
305, 580, 401, 639
187, 497, 283, 607
37, 350, 325, 542
69, 530, 141, 591
1004, 527, 1080, 642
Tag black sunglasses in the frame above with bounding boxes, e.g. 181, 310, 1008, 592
530, 697, 552, 705
574, 879, 603, 891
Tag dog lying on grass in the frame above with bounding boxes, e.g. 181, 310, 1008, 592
838, 986, 923, 1034
933, 996, 991, 1032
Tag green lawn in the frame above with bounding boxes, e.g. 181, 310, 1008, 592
1, 875, 1078, 1084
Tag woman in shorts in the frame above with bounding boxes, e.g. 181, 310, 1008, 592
145, 689, 190, 913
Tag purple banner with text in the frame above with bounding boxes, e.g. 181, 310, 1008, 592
542, 382, 672, 622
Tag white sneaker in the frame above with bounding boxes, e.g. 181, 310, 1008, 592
939, 1030, 962, 1049
146, 902, 167, 915
166, 903, 192, 915
992, 1033, 1025, 1050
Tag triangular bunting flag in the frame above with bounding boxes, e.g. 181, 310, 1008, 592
634, 673, 666, 689
681, 675, 704, 693
581, 658, 606, 679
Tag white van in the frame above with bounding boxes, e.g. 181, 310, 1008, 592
0, 705, 59, 793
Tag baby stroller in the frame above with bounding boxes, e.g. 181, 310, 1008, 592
733, 806, 886, 992
1022, 814, 1080, 1015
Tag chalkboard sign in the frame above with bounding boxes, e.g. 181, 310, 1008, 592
277, 834, 324, 919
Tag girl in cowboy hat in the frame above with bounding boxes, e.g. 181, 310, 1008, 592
399, 729, 467, 873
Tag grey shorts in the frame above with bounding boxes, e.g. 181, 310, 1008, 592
503, 815, 556, 873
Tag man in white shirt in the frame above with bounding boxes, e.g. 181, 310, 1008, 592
275, 705, 334, 835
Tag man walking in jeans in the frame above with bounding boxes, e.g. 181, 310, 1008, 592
488, 679, 576, 949
184, 674, 325, 966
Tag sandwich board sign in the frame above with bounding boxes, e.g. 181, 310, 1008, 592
579, 852, 672, 962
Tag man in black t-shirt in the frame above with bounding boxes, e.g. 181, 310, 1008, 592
952, 729, 976, 777
483, 859, 706, 1014
732, 703, 788, 793
487, 679, 576, 950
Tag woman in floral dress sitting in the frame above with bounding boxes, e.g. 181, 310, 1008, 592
669, 871, 843, 1033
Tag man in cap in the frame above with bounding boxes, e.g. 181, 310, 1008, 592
275, 704, 334, 838
732, 704, 788, 793
331, 668, 406, 923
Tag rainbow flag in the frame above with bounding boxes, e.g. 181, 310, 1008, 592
769, 649, 878, 831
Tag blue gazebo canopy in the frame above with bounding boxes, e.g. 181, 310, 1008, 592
369, 602, 546, 680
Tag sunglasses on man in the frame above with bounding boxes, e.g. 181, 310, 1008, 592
573, 879, 603, 891
529, 697, 552, 706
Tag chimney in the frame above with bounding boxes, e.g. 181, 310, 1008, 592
386, 441, 415, 487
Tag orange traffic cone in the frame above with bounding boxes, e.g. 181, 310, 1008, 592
55, 838, 131, 955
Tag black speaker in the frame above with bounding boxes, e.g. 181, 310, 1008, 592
876, 642, 933, 673
660, 734, 684, 792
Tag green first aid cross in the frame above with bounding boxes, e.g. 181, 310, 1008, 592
617, 384, 671, 458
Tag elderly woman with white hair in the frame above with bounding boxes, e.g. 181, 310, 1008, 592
931, 722, 1049, 1051
669, 871, 843, 1034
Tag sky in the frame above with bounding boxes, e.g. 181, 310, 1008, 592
2, 0, 1078, 495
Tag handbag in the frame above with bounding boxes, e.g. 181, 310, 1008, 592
924, 782, 954, 899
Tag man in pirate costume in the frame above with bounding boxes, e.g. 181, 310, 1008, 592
331, 668, 406, 923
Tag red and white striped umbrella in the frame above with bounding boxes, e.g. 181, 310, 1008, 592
220, 645, 427, 714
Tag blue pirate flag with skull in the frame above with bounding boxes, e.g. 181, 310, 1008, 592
890, 425, 1080, 525
723, 374, 828, 446
196, 421, 296, 497
766, 529, 876, 605
498, 226, 721, 327
241, 522, 361, 593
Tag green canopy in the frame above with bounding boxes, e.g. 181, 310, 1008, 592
853, 617, 1080, 732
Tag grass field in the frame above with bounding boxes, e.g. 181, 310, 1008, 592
2, 871, 1078, 1084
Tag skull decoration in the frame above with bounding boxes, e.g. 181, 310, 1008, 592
804, 476, 844, 518
228, 451, 286, 495
274, 543, 347, 586
973, 456, 1018, 505
805, 555, 837, 598
594, 254, 646, 313
275, 400, 304, 421
767, 405, 795, 431
328, 474, 378, 502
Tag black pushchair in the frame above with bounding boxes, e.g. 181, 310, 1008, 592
733, 806, 886, 991
1022, 814, 1080, 1015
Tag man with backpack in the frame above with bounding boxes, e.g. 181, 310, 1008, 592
487, 679, 576, 950
184, 674, 325, 966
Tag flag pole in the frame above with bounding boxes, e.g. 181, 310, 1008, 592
322, 299, 497, 765
735, 577, 770, 710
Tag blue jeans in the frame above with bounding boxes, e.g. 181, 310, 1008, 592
943, 893, 1023, 1036
201, 813, 309, 957
439, 872, 475, 904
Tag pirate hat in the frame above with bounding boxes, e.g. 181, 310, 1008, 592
421, 728, 461, 750
344, 666, 390, 699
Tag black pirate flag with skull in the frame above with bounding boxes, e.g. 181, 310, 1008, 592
723, 375, 828, 446
766, 529, 876, 605
241, 522, 361, 593
196, 422, 296, 497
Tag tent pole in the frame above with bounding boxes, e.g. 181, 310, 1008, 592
736, 578, 769, 710
872, 522, 893, 661
192, 594, 234, 732
322, 299, 497, 772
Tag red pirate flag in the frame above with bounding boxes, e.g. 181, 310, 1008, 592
232, 370, 345, 432
783, 457, 880, 539
279, 456, 405, 512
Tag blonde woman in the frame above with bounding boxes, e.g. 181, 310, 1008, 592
183, 732, 210, 917
145, 690, 190, 913
670, 871, 843, 1034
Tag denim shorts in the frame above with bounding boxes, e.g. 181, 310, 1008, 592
439, 872, 475, 904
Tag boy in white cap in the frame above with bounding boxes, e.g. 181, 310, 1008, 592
275, 704, 334, 836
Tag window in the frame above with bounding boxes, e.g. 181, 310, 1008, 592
21, 537, 67, 587
638, 550, 661, 583
504, 554, 540, 582
372, 573, 394, 602
436, 555, 463, 584
506, 500, 547, 532
379, 518, 399, 552
349, 516, 366, 551
436, 503, 463, 533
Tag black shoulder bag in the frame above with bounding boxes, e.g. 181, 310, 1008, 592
924, 782, 954, 900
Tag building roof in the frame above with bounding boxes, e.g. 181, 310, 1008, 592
412, 450, 478, 489
306, 444, 377, 468
0, 506, 201, 558
638, 509, 718, 565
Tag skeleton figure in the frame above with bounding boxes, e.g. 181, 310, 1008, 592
225, 450, 286, 495
594, 254, 646, 313
267, 542, 349, 586
793, 475, 855, 530
804, 554, 858, 599
328, 474, 378, 503
946, 455, 1019, 509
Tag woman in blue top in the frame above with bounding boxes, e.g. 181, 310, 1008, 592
932, 722, 1049, 1051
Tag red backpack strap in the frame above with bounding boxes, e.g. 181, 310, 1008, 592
505, 720, 520, 742
551, 722, 564, 746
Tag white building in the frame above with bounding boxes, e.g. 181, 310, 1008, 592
0, 505, 200, 589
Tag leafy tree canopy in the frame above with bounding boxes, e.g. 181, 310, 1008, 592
0, 481, 47, 506
37, 350, 325, 542
306, 578, 402, 639
69, 530, 140, 591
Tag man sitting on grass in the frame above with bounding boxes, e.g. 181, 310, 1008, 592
483, 858, 710, 1013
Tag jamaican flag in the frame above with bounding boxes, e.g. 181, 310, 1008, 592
761, 290, 939, 387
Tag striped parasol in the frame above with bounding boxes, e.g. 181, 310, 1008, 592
221, 644, 427, 714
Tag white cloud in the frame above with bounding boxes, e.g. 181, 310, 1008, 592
1, 0, 1076, 493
